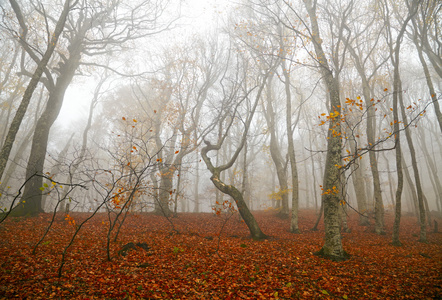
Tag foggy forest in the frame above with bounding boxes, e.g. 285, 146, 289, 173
0, 0, 441, 298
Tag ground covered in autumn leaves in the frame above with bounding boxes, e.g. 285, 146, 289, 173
0, 210, 441, 299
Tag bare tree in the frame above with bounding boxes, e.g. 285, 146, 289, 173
201, 49, 271, 240
409, 3, 442, 133
302, 0, 349, 260
382, 0, 422, 245
0, 0, 74, 185
9, 0, 176, 216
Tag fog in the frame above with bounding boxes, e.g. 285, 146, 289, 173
0, 0, 441, 292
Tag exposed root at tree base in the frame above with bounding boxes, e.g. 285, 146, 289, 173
313, 248, 351, 262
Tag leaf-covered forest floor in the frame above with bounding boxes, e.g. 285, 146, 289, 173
0, 210, 440, 299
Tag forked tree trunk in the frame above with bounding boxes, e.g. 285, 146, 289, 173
201, 72, 269, 240
264, 76, 289, 218
345, 36, 385, 233
14, 40, 83, 217
0, 0, 72, 183
412, 30, 442, 133
278, 27, 300, 232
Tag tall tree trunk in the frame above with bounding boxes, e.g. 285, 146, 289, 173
307, 129, 319, 212
398, 81, 427, 242
303, 158, 311, 209
348, 133, 369, 225
339, 170, 350, 233
0, 0, 72, 182
345, 35, 385, 233
271, 169, 277, 209
366, 90, 385, 234
392, 139, 404, 246
14, 36, 83, 216
241, 140, 249, 209
413, 33, 442, 132
150, 171, 160, 211
264, 76, 289, 218
278, 26, 300, 232
0, 79, 24, 148
382, 152, 396, 211
388, 0, 419, 246
402, 158, 419, 220
157, 167, 173, 217
304, 0, 347, 260
214, 151, 222, 212
201, 72, 269, 240
193, 150, 200, 213
418, 126, 442, 216
173, 162, 182, 216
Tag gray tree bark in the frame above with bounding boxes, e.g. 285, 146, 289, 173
418, 126, 442, 216
399, 87, 427, 242
304, 0, 348, 260
389, 0, 420, 246
263, 75, 289, 218
0, 0, 73, 184
201, 72, 269, 240
15, 23, 85, 216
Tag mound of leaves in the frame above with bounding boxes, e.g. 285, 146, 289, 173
0, 210, 440, 299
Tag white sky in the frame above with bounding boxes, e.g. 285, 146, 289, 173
57, 0, 233, 132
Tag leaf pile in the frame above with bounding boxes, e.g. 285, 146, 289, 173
0, 210, 440, 299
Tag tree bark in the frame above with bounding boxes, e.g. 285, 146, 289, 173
347, 133, 369, 225
263, 75, 289, 218
304, 0, 348, 260
412, 25, 442, 133
402, 156, 419, 219
14, 19, 86, 216
399, 89, 427, 242
201, 72, 269, 240
389, 0, 419, 246
283, 59, 300, 233
157, 167, 174, 217
417, 126, 442, 216
0, 0, 72, 183
193, 150, 200, 213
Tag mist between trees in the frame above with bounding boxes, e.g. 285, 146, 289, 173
0, 0, 441, 263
